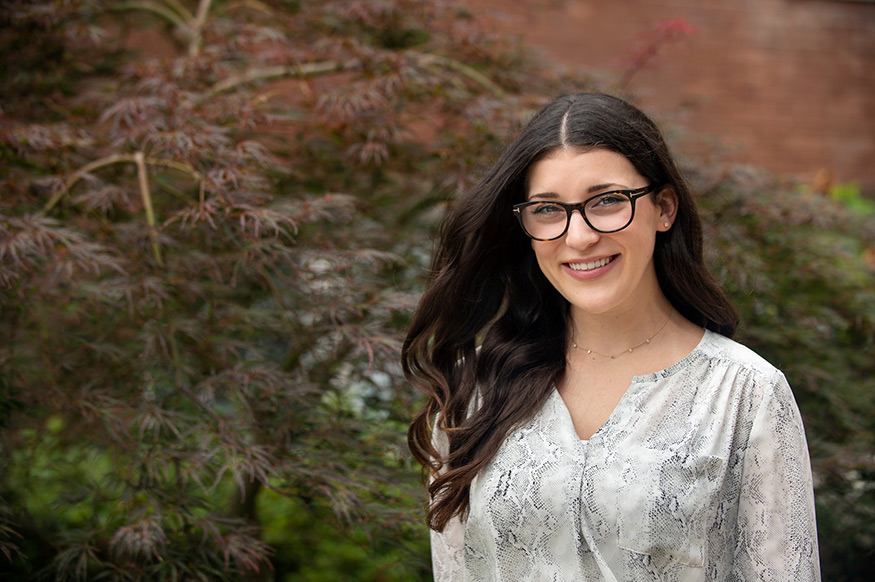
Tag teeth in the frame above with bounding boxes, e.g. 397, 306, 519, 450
569, 257, 612, 271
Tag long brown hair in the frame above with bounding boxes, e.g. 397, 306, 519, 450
402, 93, 738, 531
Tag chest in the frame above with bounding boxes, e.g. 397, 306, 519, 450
467, 389, 742, 568
555, 364, 636, 440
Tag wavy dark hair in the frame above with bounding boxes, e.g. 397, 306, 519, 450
402, 93, 739, 532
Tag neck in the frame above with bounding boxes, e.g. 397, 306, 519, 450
568, 297, 675, 358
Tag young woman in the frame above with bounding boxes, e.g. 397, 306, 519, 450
402, 93, 820, 581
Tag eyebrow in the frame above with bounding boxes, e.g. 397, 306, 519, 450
528, 183, 624, 201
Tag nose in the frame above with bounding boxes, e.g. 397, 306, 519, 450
564, 209, 600, 248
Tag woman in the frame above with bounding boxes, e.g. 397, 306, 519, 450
402, 93, 820, 581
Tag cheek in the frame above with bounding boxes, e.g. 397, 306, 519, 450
639, 202, 665, 231
531, 242, 564, 283
627, 231, 658, 268
531, 241, 553, 267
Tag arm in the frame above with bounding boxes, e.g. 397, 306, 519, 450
431, 513, 466, 581
429, 421, 466, 581
733, 372, 820, 580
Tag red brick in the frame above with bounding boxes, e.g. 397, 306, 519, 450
467, 0, 875, 193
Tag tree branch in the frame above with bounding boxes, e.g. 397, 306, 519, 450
188, 0, 214, 57
112, 1, 190, 30
162, 0, 195, 21
196, 50, 505, 104
134, 152, 163, 266
42, 153, 137, 214
412, 52, 506, 98
196, 60, 357, 103
42, 155, 202, 214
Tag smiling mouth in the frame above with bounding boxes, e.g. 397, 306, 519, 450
567, 256, 615, 271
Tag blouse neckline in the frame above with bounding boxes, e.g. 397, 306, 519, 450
630, 328, 713, 384
549, 329, 715, 444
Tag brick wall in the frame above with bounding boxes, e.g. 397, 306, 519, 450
468, 0, 875, 194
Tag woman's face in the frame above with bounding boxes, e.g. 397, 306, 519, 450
525, 148, 676, 319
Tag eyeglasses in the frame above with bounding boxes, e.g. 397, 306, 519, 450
512, 186, 655, 241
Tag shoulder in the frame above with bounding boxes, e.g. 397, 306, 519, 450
651, 329, 784, 389
643, 330, 793, 409
691, 331, 802, 418
681, 333, 809, 452
699, 330, 784, 381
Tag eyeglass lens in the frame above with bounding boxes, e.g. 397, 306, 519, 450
520, 192, 634, 239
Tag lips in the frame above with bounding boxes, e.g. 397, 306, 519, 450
567, 256, 615, 271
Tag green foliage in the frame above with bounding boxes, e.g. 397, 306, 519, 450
696, 166, 875, 579
258, 488, 430, 581
829, 181, 875, 217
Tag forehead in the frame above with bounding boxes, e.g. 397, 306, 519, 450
526, 148, 644, 196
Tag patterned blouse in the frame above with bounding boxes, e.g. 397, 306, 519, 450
431, 330, 821, 581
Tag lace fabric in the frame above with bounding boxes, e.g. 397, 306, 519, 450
431, 331, 821, 581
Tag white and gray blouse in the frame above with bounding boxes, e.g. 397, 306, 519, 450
431, 330, 820, 581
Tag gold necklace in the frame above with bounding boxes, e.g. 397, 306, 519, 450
571, 313, 671, 359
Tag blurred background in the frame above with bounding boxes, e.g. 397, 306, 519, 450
469, 0, 875, 195
1, 1, 873, 580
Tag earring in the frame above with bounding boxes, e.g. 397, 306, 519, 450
663, 222, 670, 228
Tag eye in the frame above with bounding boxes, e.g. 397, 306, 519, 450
588, 192, 628, 208
530, 202, 565, 215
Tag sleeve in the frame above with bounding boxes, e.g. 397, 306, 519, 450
429, 420, 467, 582
431, 515, 466, 582
733, 371, 821, 581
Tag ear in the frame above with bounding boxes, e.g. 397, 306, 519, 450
654, 187, 679, 231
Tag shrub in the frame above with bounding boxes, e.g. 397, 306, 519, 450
0, 0, 546, 579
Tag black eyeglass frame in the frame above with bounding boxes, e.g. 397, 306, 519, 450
512, 185, 656, 241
